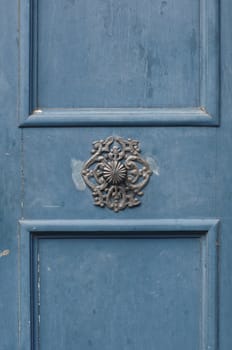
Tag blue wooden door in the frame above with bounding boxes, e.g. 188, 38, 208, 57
1, 0, 231, 349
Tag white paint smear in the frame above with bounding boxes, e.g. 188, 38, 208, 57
146, 156, 160, 176
71, 159, 86, 191
0, 249, 10, 258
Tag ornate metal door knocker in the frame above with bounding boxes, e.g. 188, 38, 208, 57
82, 136, 152, 212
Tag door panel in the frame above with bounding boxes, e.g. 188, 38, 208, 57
20, 0, 219, 126
20, 221, 218, 350
37, 0, 200, 108
39, 237, 200, 350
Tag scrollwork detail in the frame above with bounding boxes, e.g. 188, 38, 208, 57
82, 136, 152, 212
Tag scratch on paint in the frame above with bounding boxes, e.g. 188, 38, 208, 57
146, 156, 160, 176
0, 249, 10, 258
43, 204, 64, 208
71, 158, 86, 191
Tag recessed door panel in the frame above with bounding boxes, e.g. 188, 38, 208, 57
19, 221, 218, 350
20, 0, 220, 125
38, 236, 201, 349
37, 0, 200, 108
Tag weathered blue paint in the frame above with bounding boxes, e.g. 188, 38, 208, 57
2, 0, 232, 349
22, 127, 218, 219
0, 1, 20, 350
19, 220, 219, 350
19, 0, 219, 126
20, 107, 218, 127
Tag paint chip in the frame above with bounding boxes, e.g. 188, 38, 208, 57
71, 158, 86, 191
0, 249, 10, 258
146, 156, 160, 176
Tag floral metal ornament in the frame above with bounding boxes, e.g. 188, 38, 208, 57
82, 136, 152, 212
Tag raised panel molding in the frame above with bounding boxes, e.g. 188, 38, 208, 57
19, 219, 219, 350
19, 0, 220, 126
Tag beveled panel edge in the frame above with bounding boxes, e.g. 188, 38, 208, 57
19, 219, 220, 232
18, 218, 219, 350
19, 107, 218, 127
200, 0, 220, 124
19, 0, 220, 127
